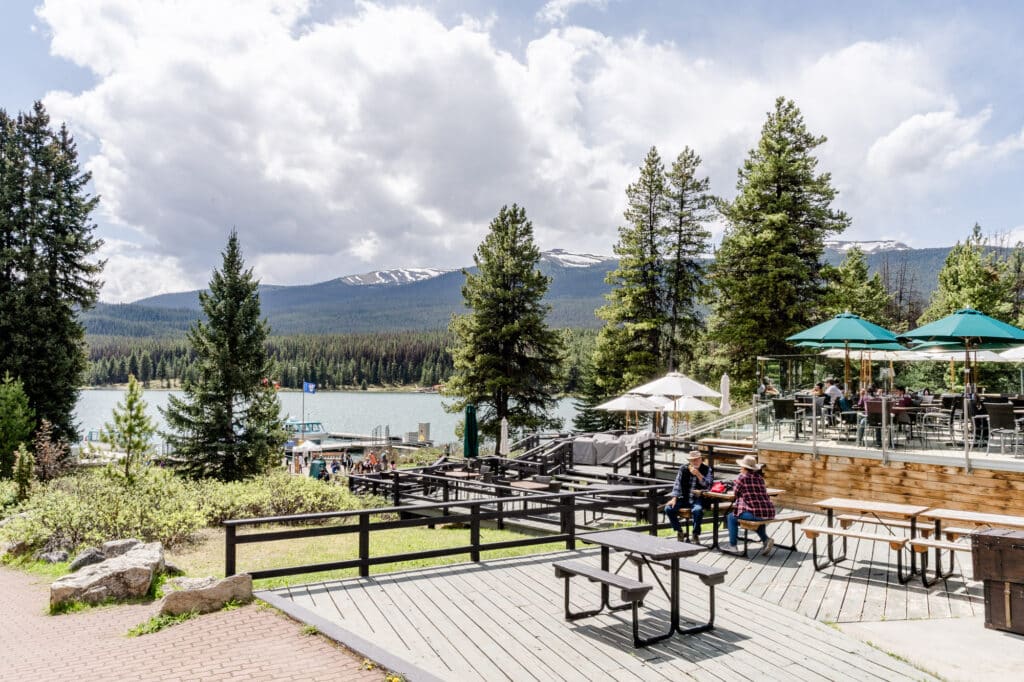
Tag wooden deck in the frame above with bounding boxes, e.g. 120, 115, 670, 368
259, 511, 970, 681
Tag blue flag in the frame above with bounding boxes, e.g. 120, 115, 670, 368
303, 382, 316, 394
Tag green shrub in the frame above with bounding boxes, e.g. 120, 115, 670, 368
197, 471, 382, 524
0, 467, 205, 551
0, 480, 17, 510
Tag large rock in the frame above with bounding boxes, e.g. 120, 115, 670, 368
37, 550, 68, 564
1, 539, 29, 559
50, 542, 165, 608
69, 547, 106, 572
102, 538, 142, 558
158, 574, 253, 616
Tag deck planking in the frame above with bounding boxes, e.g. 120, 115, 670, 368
261, 512, 955, 681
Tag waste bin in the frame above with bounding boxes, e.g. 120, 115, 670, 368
308, 458, 327, 480
972, 529, 1024, 634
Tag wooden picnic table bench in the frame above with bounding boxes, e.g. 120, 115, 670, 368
812, 498, 929, 578
737, 511, 809, 557
802, 526, 911, 581
914, 508, 1024, 587
553, 560, 652, 645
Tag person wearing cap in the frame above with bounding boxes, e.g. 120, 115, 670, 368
724, 455, 776, 555
664, 451, 713, 543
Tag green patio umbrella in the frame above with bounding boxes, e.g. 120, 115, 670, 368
900, 308, 1024, 468
787, 313, 901, 392
463, 404, 479, 458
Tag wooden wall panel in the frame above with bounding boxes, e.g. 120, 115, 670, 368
754, 448, 1024, 516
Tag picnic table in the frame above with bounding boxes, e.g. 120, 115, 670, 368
913, 508, 1024, 584
807, 498, 930, 579
554, 529, 711, 646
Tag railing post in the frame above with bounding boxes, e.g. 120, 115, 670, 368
497, 496, 505, 530
224, 523, 236, 577
392, 470, 401, 508
442, 478, 450, 518
470, 502, 481, 562
881, 397, 889, 465
647, 487, 659, 536
358, 512, 370, 578
560, 493, 576, 550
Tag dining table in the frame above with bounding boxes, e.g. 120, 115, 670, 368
579, 529, 706, 645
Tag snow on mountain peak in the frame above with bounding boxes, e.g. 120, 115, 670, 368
541, 249, 614, 268
824, 240, 911, 254
340, 268, 452, 286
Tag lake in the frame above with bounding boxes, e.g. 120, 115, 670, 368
75, 389, 579, 445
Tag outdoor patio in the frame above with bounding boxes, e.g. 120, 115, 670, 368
259, 511, 985, 681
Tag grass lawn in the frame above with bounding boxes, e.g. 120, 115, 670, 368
168, 524, 566, 590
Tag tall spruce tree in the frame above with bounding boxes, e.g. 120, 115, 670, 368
592, 147, 668, 396
444, 204, 564, 438
662, 147, 713, 371
919, 223, 1010, 324
0, 102, 104, 441
162, 231, 284, 480
821, 246, 891, 323
707, 98, 849, 393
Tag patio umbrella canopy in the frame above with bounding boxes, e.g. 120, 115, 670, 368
630, 371, 721, 398
463, 404, 479, 458
788, 313, 900, 392
498, 417, 510, 456
719, 373, 731, 415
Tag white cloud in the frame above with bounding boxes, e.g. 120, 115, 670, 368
95, 238, 195, 302
537, 0, 608, 25
32, 1, 1024, 301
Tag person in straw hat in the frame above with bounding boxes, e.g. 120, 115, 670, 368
664, 450, 712, 544
724, 455, 776, 555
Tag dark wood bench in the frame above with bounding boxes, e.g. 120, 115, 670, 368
802, 527, 910, 581
553, 560, 653, 646
736, 512, 808, 557
909, 537, 972, 587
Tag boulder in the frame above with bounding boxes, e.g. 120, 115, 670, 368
37, 550, 69, 564
158, 574, 253, 616
69, 547, 106, 572
50, 542, 165, 608
102, 538, 142, 558
1, 539, 29, 559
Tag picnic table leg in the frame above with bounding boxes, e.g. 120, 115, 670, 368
600, 546, 611, 610
909, 516, 919, 575
710, 499, 721, 550
825, 509, 836, 563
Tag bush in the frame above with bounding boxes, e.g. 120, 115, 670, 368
0, 480, 16, 510
0, 468, 385, 553
197, 471, 381, 525
1, 467, 205, 550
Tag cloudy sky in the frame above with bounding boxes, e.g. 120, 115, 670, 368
3, 0, 1024, 302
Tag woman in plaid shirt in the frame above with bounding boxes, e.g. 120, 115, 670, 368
725, 455, 776, 555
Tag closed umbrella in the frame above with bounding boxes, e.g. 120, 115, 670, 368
463, 404, 479, 459
498, 417, 510, 456
719, 373, 731, 415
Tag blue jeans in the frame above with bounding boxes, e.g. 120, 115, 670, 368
664, 499, 704, 535
727, 510, 768, 546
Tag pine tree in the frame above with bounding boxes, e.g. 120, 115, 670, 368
162, 231, 285, 480
0, 372, 35, 479
13, 444, 33, 502
821, 247, 891, 323
707, 97, 849, 393
919, 224, 1009, 324
444, 204, 565, 437
592, 147, 668, 395
0, 102, 104, 441
99, 374, 156, 481
662, 147, 714, 371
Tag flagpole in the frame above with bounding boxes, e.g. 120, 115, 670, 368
301, 381, 305, 440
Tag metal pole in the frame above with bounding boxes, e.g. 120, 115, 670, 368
964, 393, 972, 473
751, 395, 758, 446
811, 398, 818, 458
881, 397, 889, 465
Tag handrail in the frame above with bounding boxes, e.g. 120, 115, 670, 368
224, 480, 671, 579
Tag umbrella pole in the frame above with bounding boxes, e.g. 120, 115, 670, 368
844, 343, 850, 395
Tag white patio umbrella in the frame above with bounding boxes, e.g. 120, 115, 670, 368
719, 373, 731, 415
630, 371, 721, 398
596, 394, 664, 429
819, 348, 925, 361
498, 417, 510, 456
1001, 345, 1024, 361
657, 395, 718, 435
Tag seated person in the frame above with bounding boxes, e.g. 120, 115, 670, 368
664, 451, 713, 544
724, 455, 776, 555
757, 377, 779, 397
825, 378, 844, 403
811, 382, 825, 397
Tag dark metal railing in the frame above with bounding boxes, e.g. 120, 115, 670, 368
224, 480, 670, 580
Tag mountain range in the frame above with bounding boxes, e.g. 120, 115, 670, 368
82, 242, 953, 337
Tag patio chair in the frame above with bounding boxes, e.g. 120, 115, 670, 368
919, 408, 951, 449
771, 398, 801, 440
860, 399, 893, 448
984, 402, 1021, 455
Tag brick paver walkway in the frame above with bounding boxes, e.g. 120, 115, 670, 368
0, 567, 386, 681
